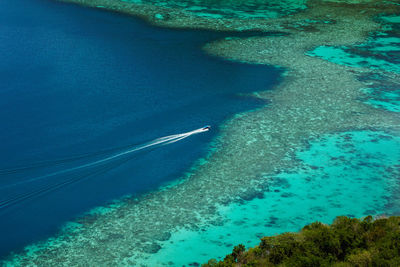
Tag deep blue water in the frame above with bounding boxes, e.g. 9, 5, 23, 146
0, 0, 281, 257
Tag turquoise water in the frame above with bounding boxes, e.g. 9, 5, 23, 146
307, 45, 400, 73
139, 130, 400, 266
2, 0, 400, 265
0, 0, 281, 257
307, 15, 400, 112
307, 15, 400, 72
120, 0, 307, 19
360, 75, 400, 113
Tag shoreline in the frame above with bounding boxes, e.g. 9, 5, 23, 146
4, 0, 400, 265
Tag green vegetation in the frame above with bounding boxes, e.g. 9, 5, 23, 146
203, 216, 400, 267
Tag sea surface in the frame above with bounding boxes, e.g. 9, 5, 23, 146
0, 0, 281, 257
141, 130, 400, 266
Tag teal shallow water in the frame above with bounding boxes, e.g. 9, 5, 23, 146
306, 13, 400, 74
307, 14, 400, 113
135, 130, 400, 266
0, 0, 283, 257
3, 2, 400, 266
5, 129, 399, 266
119, 0, 306, 19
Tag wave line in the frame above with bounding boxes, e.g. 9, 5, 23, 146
0, 127, 209, 190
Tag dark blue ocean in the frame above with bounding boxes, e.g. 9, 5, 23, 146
0, 0, 281, 257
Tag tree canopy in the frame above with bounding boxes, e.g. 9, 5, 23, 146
203, 216, 400, 267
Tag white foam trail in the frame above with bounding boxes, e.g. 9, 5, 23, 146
0, 127, 209, 190
163, 135, 190, 145
161, 128, 210, 145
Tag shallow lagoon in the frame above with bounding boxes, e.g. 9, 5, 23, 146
2, 0, 400, 265
137, 130, 400, 266
0, 0, 281, 257
119, 0, 307, 19
307, 15, 400, 112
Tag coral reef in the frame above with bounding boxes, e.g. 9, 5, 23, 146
3, 0, 400, 266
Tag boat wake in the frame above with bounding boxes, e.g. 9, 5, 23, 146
0, 126, 210, 209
